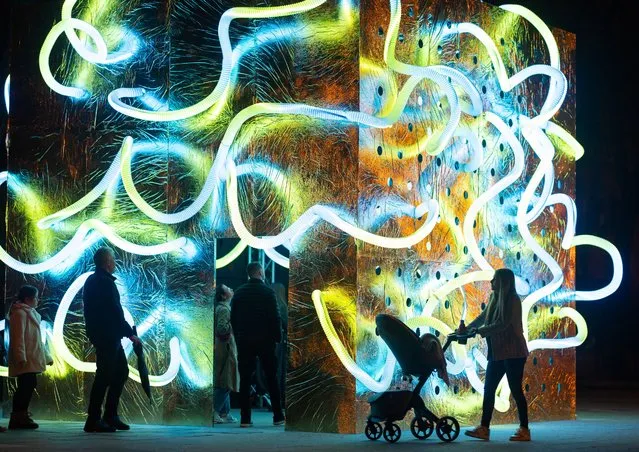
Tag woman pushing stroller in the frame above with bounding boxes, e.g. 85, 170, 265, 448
462, 268, 531, 442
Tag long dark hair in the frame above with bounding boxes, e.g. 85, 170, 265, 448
493, 268, 517, 296
485, 268, 519, 325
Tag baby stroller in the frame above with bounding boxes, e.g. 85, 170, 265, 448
365, 314, 468, 443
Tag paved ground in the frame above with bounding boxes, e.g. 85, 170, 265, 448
1, 389, 638, 451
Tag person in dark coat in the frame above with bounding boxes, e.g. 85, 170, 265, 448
230, 262, 284, 427
271, 282, 288, 407
83, 247, 141, 433
464, 268, 531, 442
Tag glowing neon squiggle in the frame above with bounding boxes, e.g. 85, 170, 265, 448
312, 290, 395, 392
107, 0, 328, 121
39, 18, 106, 98
61, 0, 137, 65
50, 273, 183, 386
227, 160, 439, 250
0, 183, 190, 274
216, 240, 249, 270
3, 75, 8, 114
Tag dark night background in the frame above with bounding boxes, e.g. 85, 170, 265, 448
0, 0, 636, 397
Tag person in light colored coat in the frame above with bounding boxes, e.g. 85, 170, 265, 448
213, 284, 239, 424
8, 285, 53, 430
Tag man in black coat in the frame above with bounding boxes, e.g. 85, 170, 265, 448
230, 262, 284, 427
83, 247, 141, 433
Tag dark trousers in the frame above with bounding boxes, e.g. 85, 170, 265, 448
481, 357, 528, 428
237, 340, 282, 423
87, 344, 129, 420
276, 342, 287, 406
12, 373, 37, 413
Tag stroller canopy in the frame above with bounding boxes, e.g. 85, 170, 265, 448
376, 314, 449, 384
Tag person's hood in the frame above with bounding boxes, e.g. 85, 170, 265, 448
419, 333, 450, 385
9, 302, 40, 321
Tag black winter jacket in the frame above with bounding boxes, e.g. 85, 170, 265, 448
230, 278, 282, 344
83, 268, 134, 346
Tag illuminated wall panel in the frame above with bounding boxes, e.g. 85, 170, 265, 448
1, 0, 621, 432
353, 0, 582, 429
281, 2, 361, 431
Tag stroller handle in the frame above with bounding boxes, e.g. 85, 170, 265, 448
444, 332, 475, 351
442, 336, 454, 352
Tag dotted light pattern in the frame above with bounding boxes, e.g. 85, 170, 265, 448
352, 0, 619, 427
0, 0, 621, 428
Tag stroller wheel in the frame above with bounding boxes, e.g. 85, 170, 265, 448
410, 416, 434, 440
383, 423, 401, 443
435, 416, 460, 442
364, 421, 382, 441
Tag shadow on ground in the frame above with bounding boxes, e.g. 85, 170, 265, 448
1, 389, 638, 451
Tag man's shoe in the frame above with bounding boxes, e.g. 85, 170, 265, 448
465, 425, 490, 440
84, 418, 117, 433
25, 412, 40, 430
240, 419, 253, 428
104, 415, 130, 431
8, 411, 39, 430
273, 413, 285, 426
509, 427, 531, 441
213, 412, 226, 424
0, 425, 7, 432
